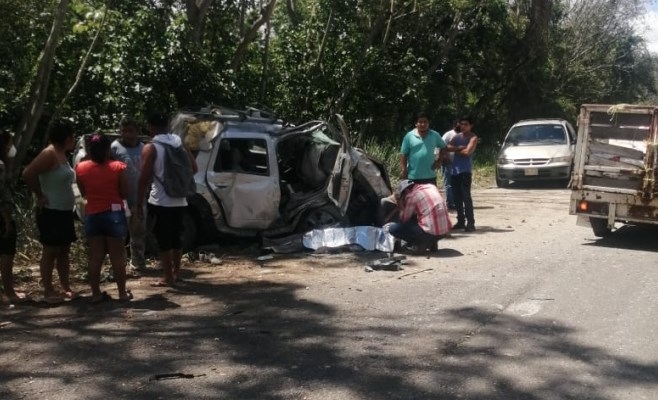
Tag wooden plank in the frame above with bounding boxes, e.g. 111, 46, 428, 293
588, 140, 645, 159
584, 169, 640, 180
587, 154, 645, 169
589, 110, 653, 126
583, 176, 643, 190
588, 125, 650, 140
584, 165, 644, 174
584, 170, 641, 181
581, 185, 640, 195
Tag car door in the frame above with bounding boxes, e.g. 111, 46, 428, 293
327, 115, 354, 214
206, 131, 281, 229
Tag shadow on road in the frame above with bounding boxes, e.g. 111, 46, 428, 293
501, 181, 570, 190
449, 225, 515, 235
2, 280, 656, 399
584, 224, 658, 252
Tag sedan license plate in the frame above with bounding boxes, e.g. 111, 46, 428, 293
524, 168, 539, 176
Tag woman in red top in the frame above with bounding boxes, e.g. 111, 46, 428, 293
75, 134, 132, 303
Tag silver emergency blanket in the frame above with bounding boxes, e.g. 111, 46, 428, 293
302, 226, 395, 252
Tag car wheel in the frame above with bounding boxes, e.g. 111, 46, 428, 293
297, 204, 347, 233
181, 209, 199, 253
590, 217, 611, 237
495, 170, 510, 188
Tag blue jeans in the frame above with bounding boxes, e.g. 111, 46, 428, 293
441, 164, 454, 207
452, 172, 474, 227
389, 217, 440, 248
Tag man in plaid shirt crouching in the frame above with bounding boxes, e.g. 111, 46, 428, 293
387, 180, 453, 253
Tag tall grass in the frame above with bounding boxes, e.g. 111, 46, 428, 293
359, 138, 498, 188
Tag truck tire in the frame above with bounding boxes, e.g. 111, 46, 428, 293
590, 217, 611, 237
297, 205, 347, 233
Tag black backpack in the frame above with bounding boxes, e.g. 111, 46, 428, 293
154, 141, 196, 198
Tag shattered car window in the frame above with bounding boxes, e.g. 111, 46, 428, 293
277, 128, 341, 192
215, 138, 269, 175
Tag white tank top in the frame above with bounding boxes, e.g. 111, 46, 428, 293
147, 134, 188, 207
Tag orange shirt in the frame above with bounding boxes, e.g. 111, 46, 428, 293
75, 160, 126, 215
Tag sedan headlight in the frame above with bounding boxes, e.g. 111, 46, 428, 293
551, 156, 571, 163
497, 157, 511, 165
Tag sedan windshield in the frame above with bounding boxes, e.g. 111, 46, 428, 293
505, 124, 567, 146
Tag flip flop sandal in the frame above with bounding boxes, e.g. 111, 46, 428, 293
44, 295, 65, 304
118, 291, 133, 302
91, 291, 112, 304
150, 280, 173, 287
64, 291, 82, 301
8, 294, 33, 304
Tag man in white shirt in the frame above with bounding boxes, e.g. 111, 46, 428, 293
136, 112, 197, 287
441, 120, 460, 209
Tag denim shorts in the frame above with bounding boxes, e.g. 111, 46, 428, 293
85, 210, 128, 238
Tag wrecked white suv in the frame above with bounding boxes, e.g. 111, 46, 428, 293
170, 107, 392, 249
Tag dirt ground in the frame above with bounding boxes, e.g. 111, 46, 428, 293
3, 237, 390, 305
3, 182, 656, 400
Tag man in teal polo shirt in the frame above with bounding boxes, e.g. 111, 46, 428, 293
400, 112, 447, 185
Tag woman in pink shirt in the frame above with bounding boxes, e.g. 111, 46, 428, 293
75, 134, 132, 303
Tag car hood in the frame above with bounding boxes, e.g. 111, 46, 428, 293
499, 144, 572, 159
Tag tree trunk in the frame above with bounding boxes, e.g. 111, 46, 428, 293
527, 0, 552, 47
42, 5, 109, 148
329, 0, 392, 116
286, 0, 299, 25
259, 19, 271, 104
185, 0, 214, 45
304, 7, 334, 110
13, 0, 70, 181
425, 3, 485, 77
239, 0, 246, 36
230, 0, 278, 72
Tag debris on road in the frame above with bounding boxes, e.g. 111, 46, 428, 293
364, 255, 407, 272
397, 268, 433, 279
262, 234, 305, 254
149, 372, 206, 381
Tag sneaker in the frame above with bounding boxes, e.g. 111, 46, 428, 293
426, 242, 438, 253
402, 244, 425, 255
465, 225, 476, 232
126, 264, 144, 278
452, 222, 465, 230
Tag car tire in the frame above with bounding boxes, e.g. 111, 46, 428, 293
590, 217, 611, 237
181, 209, 199, 253
297, 204, 347, 233
495, 170, 510, 188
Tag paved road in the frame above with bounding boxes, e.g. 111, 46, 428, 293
1, 186, 657, 399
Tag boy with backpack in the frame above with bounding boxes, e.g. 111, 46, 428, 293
136, 112, 197, 287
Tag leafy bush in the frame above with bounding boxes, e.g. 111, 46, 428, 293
359, 138, 496, 189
